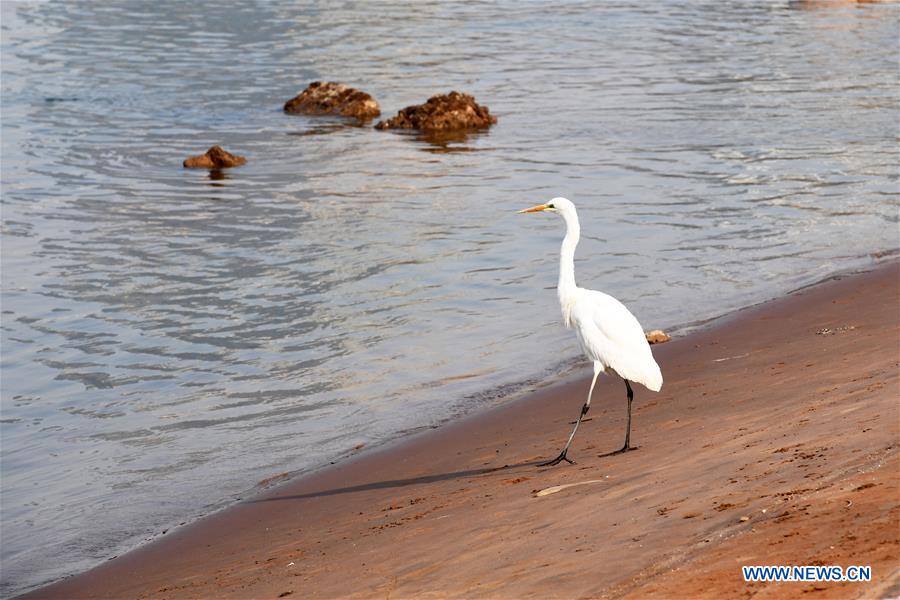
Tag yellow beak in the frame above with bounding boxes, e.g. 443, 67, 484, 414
517, 203, 549, 214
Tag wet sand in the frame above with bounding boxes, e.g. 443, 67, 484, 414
28, 262, 899, 599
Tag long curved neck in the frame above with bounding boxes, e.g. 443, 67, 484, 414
558, 210, 580, 298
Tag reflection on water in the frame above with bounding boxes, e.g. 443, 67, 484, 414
1, 0, 897, 595
412, 128, 491, 153
286, 119, 373, 137
287, 120, 488, 151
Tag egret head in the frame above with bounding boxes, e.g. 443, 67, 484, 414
517, 197, 575, 217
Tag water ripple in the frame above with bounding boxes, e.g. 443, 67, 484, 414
2, 0, 898, 596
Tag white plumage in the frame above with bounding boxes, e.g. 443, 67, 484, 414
569, 289, 663, 392
519, 196, 662, 465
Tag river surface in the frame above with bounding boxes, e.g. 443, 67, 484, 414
1, 1, 897, 595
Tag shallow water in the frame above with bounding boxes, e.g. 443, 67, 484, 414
1, 0, 897, 594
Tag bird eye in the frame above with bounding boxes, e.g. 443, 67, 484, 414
547, 203, 555, 209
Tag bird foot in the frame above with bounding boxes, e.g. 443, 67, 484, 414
599, 445, 639, 458
538, 451, 575, 467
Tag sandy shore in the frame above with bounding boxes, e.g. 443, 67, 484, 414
27, 262, 899, 599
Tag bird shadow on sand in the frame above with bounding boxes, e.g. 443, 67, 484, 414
247, 459, 543, 503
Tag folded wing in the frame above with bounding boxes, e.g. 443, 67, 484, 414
573, 288, 663, 392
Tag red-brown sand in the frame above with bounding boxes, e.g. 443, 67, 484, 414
27, 263, 899, 599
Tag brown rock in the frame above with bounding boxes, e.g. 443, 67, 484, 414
183, 146, 247, 169
375, 91, 497, 131
645, 330, 672, 345
283, 82, 380, 120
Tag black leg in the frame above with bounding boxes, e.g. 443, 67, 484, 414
538, 402, 588, 466
604, 379, 637, 456
623, 379, 633, 450
539, 364, 603, 467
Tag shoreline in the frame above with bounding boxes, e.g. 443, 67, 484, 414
26, 261, 900, 599
245, 257, 900, 492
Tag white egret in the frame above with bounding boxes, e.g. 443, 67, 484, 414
518, 197, 662, 466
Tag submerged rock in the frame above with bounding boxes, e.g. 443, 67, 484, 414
284, 82, 380, 120
645, 330, 672, 345
183, 146, 247, 169
375, 91, 497, 131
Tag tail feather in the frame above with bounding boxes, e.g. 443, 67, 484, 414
626, 360, 662, 392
